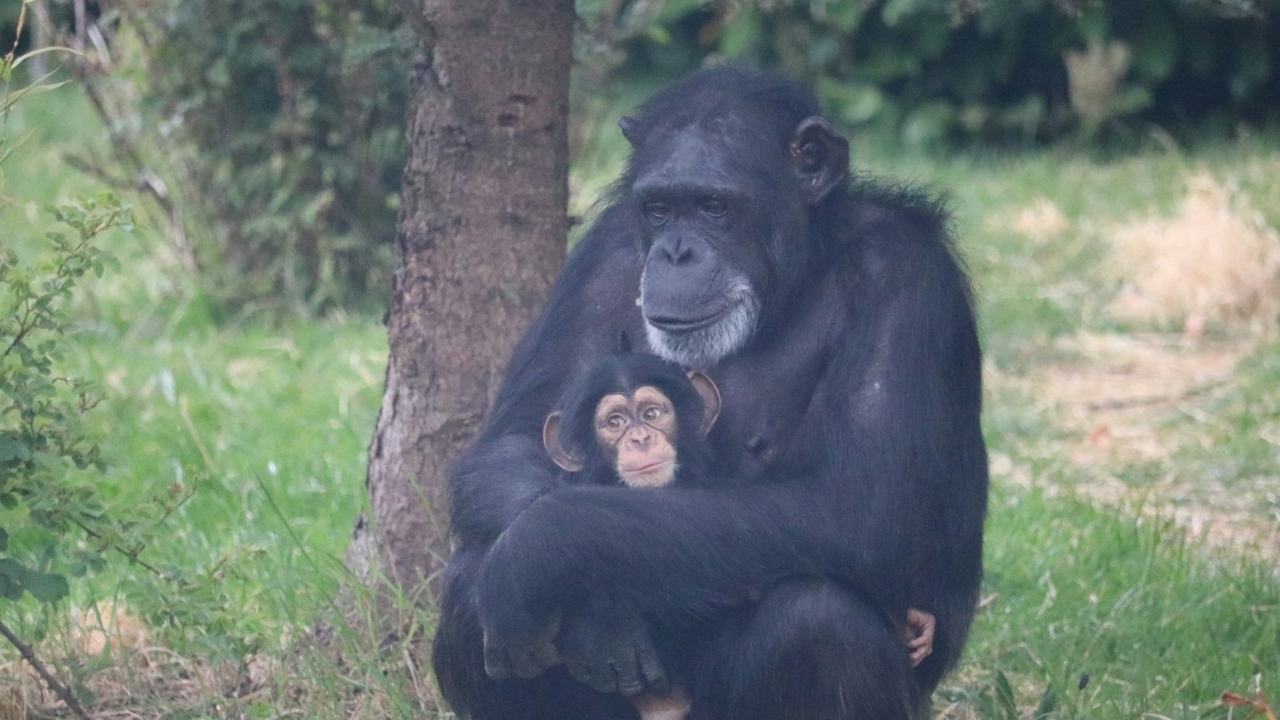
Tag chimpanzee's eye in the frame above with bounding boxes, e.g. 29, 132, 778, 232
606, 414, 627, 430
642, 406, 663, 422
645, 202, 671, 220
700, 199, 727, 217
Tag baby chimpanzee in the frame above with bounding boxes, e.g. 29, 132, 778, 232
542, 353, 936, 720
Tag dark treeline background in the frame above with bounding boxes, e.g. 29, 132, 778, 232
4, 0, 1278, 316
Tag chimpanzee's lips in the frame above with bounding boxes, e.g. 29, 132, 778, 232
620, 460, 668, 475
644, 305, 732, 333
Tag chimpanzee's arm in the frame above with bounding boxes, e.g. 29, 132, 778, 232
446, 206, 645, 548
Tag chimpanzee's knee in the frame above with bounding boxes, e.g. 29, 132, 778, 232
689, 578, 927, 720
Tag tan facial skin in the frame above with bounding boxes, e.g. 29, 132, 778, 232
541, 370, 719, 486
593, 385, 679, 488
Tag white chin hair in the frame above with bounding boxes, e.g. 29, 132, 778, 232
644, 290, 760, 369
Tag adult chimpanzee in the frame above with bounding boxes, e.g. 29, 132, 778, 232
431, 68, 988, 720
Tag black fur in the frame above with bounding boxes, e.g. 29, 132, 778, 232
432, 67, 988, 720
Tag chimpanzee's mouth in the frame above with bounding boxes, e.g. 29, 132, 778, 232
644, 305, 733, 334
642, 281, 760, 368
620, 460, 669, 475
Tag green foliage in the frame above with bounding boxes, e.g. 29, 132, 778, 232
133, 0, 412, 315
4, 8, 134, 618
587, 0, 1280, 145
0, 195, 128, 607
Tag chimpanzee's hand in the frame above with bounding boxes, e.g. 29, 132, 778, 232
557, 592, 670, 697
476, 513, 572, 681
481, 605, 562, 681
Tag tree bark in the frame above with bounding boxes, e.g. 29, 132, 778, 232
348, 0, 573, 599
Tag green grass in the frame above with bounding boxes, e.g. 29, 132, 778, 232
4, 80, 1280, 718
968, 487, 1280, 719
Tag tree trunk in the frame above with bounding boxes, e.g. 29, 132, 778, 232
347, 0, 573, 599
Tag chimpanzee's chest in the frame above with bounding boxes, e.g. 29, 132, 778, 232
701, 330, 832, 482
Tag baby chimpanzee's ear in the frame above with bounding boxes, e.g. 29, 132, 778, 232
542, 411, 584, 472
686, 371, 721, 434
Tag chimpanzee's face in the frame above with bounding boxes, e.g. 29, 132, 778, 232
627, 117, 848, 369
632, 128, 771, 369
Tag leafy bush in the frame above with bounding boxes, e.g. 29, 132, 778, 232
581, 0, 1280, 145
126, 0, 412, 315
3, 6, 130, 625
0, 198, 129, 608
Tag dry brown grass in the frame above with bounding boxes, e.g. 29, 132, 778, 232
1106, 171, 1280, 337
0, 604, 443, 719
988, 193, 1070, 243
70, 603, 151, 660
1005, 197, 1070, 243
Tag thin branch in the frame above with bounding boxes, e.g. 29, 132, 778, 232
71, 52, 191, 262
2, 298, 37, 359
71, 517, 170, 581
0, 618, 93, 720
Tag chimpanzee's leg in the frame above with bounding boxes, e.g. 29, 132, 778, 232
688, 578, 928, 720
431, 547, 638, 720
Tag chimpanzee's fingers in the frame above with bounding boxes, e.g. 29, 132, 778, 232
636, 639, 670, 696
483, 636, 512, 680
614, 649, 643, 696
588, 654, 619, 693
909, 644, 932, 667
532, 639, 560, 673
565, 654, 591, 684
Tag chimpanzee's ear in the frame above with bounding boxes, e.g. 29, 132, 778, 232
619, 116, 641, 146
789, 116, 850, 205
542, 412, 584, 472
686, 371, 721, 435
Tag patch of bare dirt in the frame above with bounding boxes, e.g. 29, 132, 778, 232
999, 331, 1280, 560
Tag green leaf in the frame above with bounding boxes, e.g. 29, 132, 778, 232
823, 1, 862, 33
1130, 12, 1177, 82
819, 79, 885, 125
1033, 684, 1059, 718
0, 558, 28, 600
882, 0, 926, 27
0, 435, 30, 463
719, 6, 761, 59
655, 0, 702, 24
995, 670, 1018, 720
24, 569, 70, 603
900, 102, 955, 147
0, 573, 21, 600
0, 527, 6, 551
